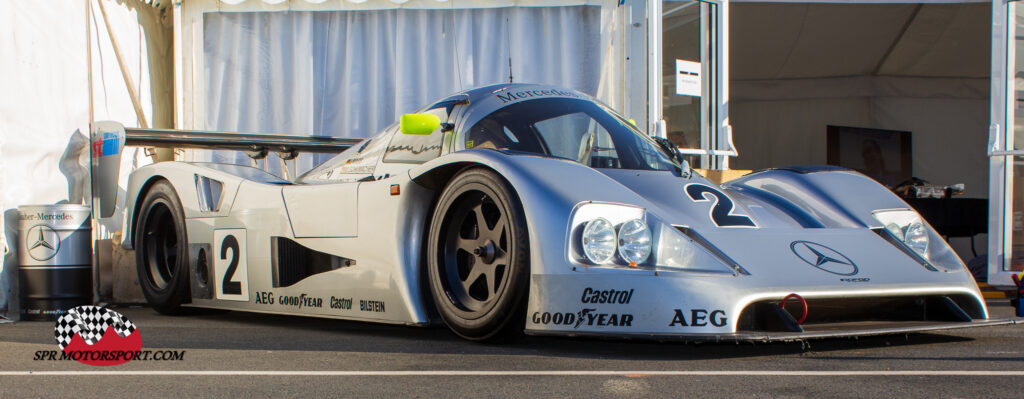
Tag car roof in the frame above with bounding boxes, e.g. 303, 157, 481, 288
456, 83, 592, 104
446, 84, 597, 131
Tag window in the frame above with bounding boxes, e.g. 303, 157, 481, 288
662, 0, 703, 151
532, 112, 619, 166
382, 106, 449, 164
464, 97, 680, 172
299, 129, 390, 183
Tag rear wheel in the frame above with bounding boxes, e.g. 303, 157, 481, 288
135, 180, 190, 314
427, 168, 530, 341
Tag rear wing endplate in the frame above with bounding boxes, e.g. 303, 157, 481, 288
89, 121, 360, 218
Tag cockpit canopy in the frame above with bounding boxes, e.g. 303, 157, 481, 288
300, 86, 682, 183
462, 97, 680, 173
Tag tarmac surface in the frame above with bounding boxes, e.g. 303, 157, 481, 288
1, 299, 1022, 398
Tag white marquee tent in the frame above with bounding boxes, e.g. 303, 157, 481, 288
0, 0, 636, 318
0, 0, 1004, 316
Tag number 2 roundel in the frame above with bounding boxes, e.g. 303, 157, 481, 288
684, 183, 757, 228
214, 229, 249, 301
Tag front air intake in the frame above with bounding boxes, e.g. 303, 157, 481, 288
736, 295, 983, 334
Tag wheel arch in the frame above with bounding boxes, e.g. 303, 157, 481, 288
410, 161, 513, 323
416, 163, 533, 339
408, 150, 614, 279
411, 161, 495, 191
125, 175, 171, 250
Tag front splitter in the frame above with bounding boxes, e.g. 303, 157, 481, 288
524, 318, 1018, 343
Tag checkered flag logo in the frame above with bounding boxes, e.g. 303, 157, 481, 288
53, 306, 137, 351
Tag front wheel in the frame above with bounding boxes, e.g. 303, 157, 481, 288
427, 168, 530, 341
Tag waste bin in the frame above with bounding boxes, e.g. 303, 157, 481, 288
17, 204, 92, 321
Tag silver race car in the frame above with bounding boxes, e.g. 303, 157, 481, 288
92, 83, 1007, 341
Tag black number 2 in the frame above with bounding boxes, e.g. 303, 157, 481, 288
685, 184, 757, 227
220, 234, 242, 295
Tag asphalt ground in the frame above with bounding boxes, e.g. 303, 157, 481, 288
1, 300, 1022, 398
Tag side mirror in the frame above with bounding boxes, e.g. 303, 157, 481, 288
400, 113, 441, 135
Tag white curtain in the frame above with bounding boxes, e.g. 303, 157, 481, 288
201, 6, 602, 174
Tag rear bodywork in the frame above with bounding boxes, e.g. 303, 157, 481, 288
93, 83, 1010, 342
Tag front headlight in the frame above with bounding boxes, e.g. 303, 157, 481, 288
569, 202, 739, 274
872, 209, 965, 273
903, 221, 929, 257
617, 219, 652, 264
582, 218, 617, 264
875, 210, 930, 260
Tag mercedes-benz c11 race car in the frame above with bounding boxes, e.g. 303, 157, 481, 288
92, 83, 1009, 341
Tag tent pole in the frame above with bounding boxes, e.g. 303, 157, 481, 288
96, 0, 149, 129
86, 0, 100, 306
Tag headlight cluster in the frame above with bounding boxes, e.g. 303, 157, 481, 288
582, 218, 652, 265
570, 203, 737, 274
873, 210, 930, 260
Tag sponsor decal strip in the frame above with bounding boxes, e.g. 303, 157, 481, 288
2, 370, 1024, 376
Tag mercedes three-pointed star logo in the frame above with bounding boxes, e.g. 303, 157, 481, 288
25, 224, 61, 261
789, 240, 858, 276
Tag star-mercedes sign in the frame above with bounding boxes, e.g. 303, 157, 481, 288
26, 224, 61, 261
790, 240, 858, 276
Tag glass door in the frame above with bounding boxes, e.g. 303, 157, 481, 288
990, 2, 1024, 285
657, 0, 729, 169
1010, 7, 1024, 274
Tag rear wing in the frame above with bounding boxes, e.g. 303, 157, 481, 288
89, 121, 360, 218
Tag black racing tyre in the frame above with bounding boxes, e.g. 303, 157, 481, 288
135, 180, 190, 314
427, 168, 530, 341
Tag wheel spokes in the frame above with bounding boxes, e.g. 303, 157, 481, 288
473, 203, 490, 233
455, 236, 478, 255
441, 190, 513, 312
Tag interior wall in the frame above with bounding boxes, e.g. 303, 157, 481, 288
728, 2, 992, 261
731, 85, 990, 198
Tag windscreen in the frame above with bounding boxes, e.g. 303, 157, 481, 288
464, 98, 681, 173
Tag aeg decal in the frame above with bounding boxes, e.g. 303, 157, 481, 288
254, 291, 275, 304
684, 183, 757, 228
254, 291, 325, 309
668, 308, 728, 327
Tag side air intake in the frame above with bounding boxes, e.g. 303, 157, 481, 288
272, 237, 355, 288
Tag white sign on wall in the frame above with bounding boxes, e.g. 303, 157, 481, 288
675, 59, 702, 97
